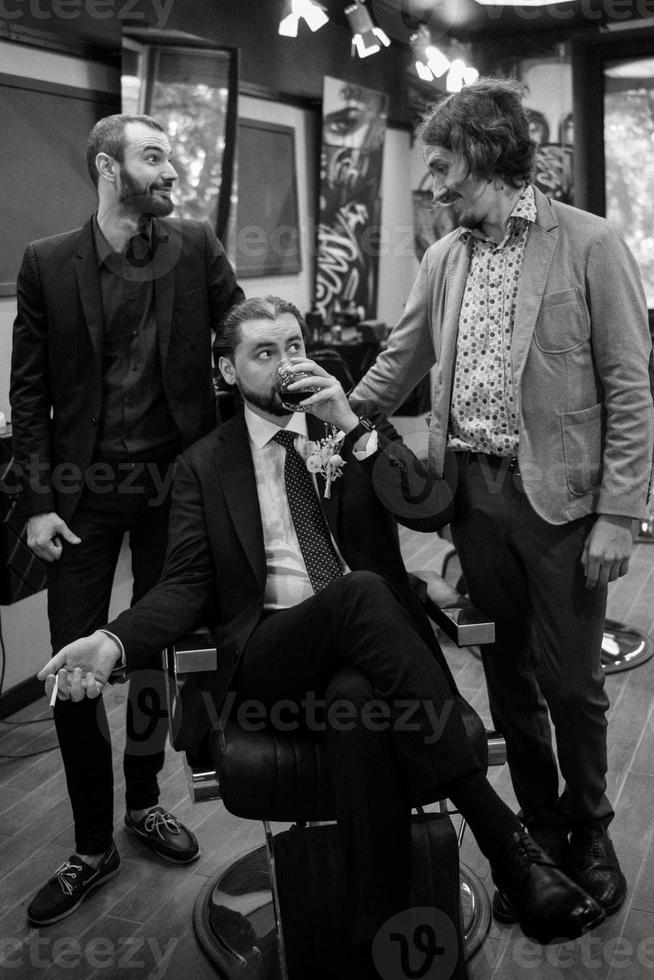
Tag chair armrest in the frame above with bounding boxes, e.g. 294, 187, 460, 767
162, 629, 221, 803
165, 629, 217, 676
410, 569, 495, 647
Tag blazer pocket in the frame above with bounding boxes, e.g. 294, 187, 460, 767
561, 402, 604, 496
534, 288, 589, 354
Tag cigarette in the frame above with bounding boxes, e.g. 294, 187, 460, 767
49, 674, 59, 707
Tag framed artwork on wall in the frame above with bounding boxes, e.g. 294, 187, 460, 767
235, 119, 302, 278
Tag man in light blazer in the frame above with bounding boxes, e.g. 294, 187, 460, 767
39, 297, 605, 974
351, 79, 654, 925
10, 114, 243, 924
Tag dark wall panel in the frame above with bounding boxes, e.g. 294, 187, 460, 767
0, 73, 120, 293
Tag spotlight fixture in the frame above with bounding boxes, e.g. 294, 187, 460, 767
279, 0, 329, 38
425, 45, 450, 79
446, 59, 466, 93
412, 31, 477, 91
345, 2, 390, 59
415, 59, 434, 82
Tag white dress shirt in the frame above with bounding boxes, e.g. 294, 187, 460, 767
244, 405, 378, 610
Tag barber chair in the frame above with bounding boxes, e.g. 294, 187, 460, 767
163, 574, 505, 979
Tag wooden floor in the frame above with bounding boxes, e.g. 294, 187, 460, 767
1, 530, 653, 980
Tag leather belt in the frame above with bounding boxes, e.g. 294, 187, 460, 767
467, 452, 520, 473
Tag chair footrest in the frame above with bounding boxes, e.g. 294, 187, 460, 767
412, 569, 495, 646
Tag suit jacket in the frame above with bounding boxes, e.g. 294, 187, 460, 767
10, 216, 244, 522
351, 188, 654, 525
107, 409, 456, 715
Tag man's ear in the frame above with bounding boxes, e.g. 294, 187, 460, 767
95, 152, 117, 185
218, 356, 236, 387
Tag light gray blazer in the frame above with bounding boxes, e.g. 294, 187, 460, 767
352, 187, 654, 524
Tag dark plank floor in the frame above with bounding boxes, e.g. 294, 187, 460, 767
1, 530, 653, 980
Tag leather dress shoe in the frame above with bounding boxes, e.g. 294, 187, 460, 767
569, 828, 627, 915
492, 830, 605, 944
493, 832, 572, 925
125, 806, 200, 864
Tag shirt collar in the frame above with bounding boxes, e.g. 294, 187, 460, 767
459, 183, 536, 246
92, 213, 164, 268
244, 403, 308, 451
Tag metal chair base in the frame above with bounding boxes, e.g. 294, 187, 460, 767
192, 845, 491, 977
602, 618, 654, 674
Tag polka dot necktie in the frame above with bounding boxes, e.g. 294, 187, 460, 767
273, 429, 344, 593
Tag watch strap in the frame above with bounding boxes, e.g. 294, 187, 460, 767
343, 417, 375, 452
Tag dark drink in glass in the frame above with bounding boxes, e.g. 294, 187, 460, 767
274, 361, 315, 410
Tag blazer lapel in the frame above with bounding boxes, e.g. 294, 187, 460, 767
74, 219, 104, 379
512, 190, 559, 402
214, 413, 267, 591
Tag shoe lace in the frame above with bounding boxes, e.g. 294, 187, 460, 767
505, 833, 545, 875
144, 810, 180, 840
54, 861, 84, 896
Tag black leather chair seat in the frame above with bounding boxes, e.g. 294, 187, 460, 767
213, 697, 487, 822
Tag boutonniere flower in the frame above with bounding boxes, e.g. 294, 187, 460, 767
296, 427, 345, 499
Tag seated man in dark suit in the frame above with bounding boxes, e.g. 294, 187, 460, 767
39, 296, 604, 973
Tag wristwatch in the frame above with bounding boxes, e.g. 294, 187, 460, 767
343, 416, 375, 452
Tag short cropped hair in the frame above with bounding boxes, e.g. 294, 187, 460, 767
418, 77, 536, 188
214, 296, 308, 361
86, 114, 166, 187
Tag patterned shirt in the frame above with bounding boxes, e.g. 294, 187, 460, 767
448, 184, 537, 457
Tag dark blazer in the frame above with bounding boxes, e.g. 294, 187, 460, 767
108, 409, 456, 714
10, 216, 244, 521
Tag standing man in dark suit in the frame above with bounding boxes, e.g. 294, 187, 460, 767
10, 114, 243, 925
39, 297, 604, 972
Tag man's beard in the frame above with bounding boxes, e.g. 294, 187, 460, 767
237, 380, 291, 418
453, 202, 479, 230
118, 168, 174, 218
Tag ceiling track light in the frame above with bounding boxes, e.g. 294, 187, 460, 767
279, 0, 329, 38
446, 59, 479, 93
345, 2, 390, 59
411, 26, 478, 91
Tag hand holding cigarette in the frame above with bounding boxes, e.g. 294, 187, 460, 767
39, 632, 123, 703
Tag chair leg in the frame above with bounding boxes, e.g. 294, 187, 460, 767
438, 800, 469, 848
263, 819, 289, 980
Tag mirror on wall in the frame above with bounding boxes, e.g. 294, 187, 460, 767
121, 30, 238, 249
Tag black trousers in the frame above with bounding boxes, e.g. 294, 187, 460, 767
233, 570, 481, 945
47, 462, 172, 854
450, 453, 611, 839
